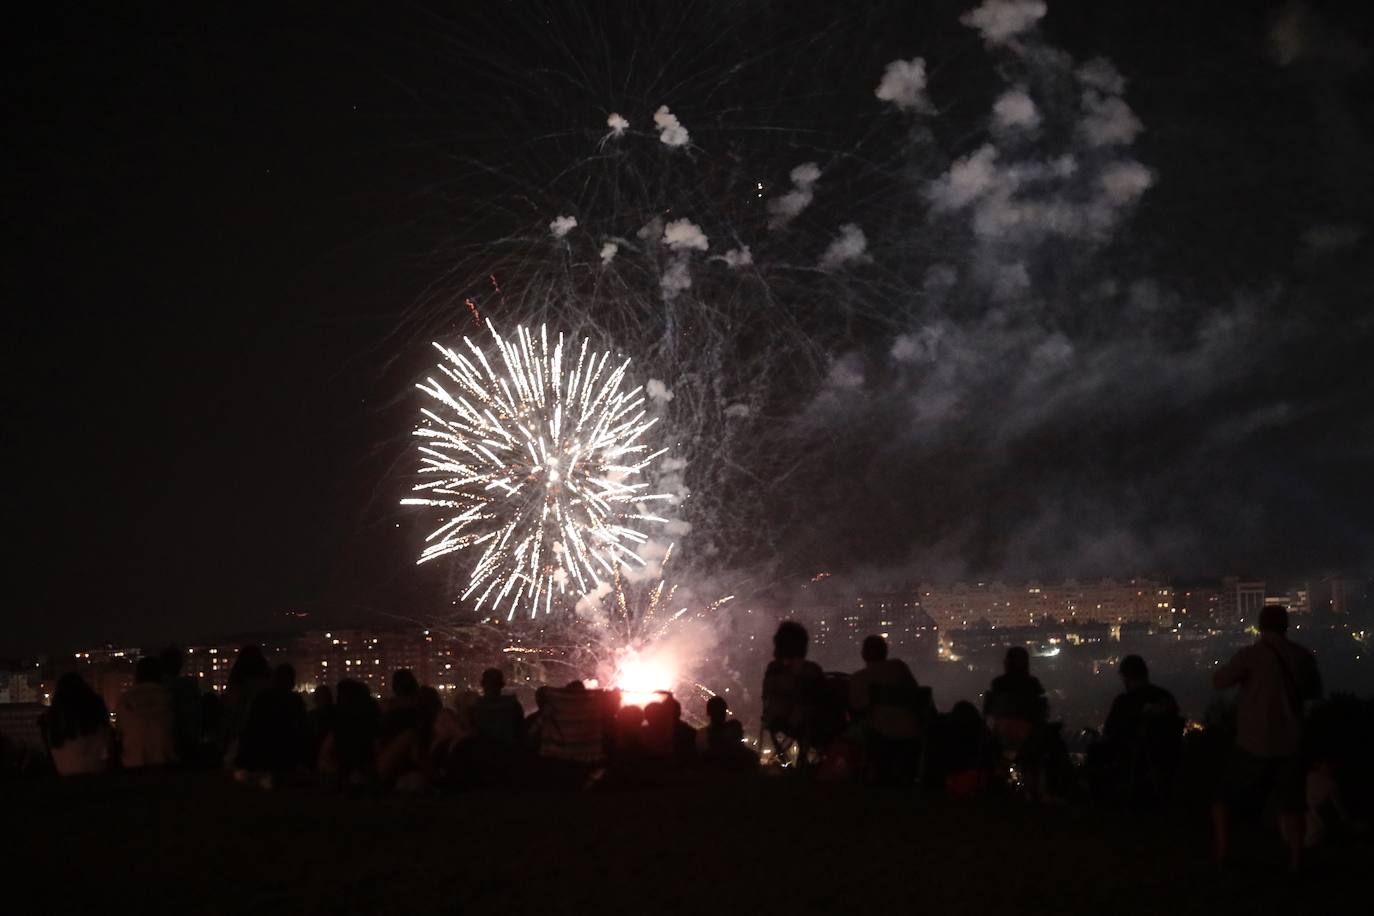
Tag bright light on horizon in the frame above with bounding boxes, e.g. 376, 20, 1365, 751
613, 649, 678, 707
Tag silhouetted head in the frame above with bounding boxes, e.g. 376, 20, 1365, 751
773, 621, 809, 661
392, 668, 419, 699
665, 696, 682, 722
135, 656, 162, 685
1259, 604, 1289, 636
644, 701, 670, 728
312, 685, 333, 709
481, 667, 505, 696
336, 678, 371, 709
1004, 646, 1030, 677
565, 679, 586, 692
48, 672, 104, 744
229, 645, 269, 687
54, 671, 91, 703
1119, 654, 1148, 687
950, 699, 980, 722
534, 686, 550, 710
159, 647, 184, 678
706, 695, 728, 725
273, 663, 296, 691
861, 635, 889, 663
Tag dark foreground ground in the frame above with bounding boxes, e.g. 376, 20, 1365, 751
5, 771, 1367, 916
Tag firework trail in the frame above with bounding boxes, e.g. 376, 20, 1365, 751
401, 321, 674, 620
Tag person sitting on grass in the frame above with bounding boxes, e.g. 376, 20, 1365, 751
524, 686, 550, 755
159, 646, 201, 765
382, 669, 421, 730
235, 663, 308, 787
1099, 654, 1181, 803
473, 668, 525, 748
118, 656, 177, 769
378, 681, 450, 791
318, 678, 380, 787
849, 635, 923, 786
611, 704, 648, 767
941, 700, 992, 799
663, 696, 697, 763
305, 685, 334, 772
221, 645, 271, 765
42, 672, 110, 776
697, 695, 757, 771
983, 647, 1049, 796
761, 621, 827, 764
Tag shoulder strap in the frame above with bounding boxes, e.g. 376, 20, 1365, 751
1261, 639, 1302, 714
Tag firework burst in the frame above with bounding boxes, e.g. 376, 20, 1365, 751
402, 321, 674, 620
591, 546, 735, 706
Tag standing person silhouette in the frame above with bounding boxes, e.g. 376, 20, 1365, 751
1211, 604, 1322, 872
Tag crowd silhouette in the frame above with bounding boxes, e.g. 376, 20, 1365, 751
10, 604, 1372, 871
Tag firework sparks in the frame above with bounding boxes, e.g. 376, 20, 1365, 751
591, 546, 735, 706
402, 321, 673, 620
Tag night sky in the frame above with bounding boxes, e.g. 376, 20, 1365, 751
6, 1, 1373, 655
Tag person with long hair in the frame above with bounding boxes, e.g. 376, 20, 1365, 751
42, 672, 110, 775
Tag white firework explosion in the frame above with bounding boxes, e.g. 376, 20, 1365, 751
402, 321, 674, 620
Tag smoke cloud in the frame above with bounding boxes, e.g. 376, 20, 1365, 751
714, 245, 754, 268
653, 105, 690, 147
660, 259, 692, 299
818, 223, 869, 270
1078, 61, 1144, 147
768, 161, 822, 228
662, 218, 709, 252
646, 378, 674, 404
759, 0, 1370, 586
1303, 223, 1365, 254
922, 49, 1152, 294
960, 0, 1047, 47
992, 87, 1040, 130
548, 214, 577, 238
875, 57, 933, 113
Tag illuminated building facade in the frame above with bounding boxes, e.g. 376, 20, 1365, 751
915, 579, 1173, 630
1219, 577, 1266, 626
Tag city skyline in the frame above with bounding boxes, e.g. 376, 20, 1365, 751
7, 570, 1366, 661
